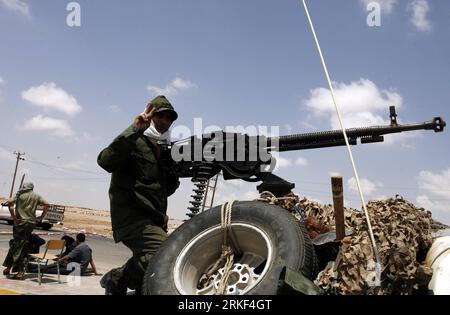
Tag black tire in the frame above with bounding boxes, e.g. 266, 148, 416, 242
143, 200, 318, 295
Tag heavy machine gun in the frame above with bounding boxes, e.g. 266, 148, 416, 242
164, 106, 446, 217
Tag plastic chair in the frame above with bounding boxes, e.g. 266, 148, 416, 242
28, 239, 65, 285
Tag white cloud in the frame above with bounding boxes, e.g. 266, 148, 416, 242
416, 195, 434, 209
215, 178, 261, 205
360, 0, 398, 14
0, 146, 15, 161
416, 195, 450, 223
147, 77, 196, 97
0, 77, 4, 85
415, 168, 450, 223
276, 157, 292, 168
23, 115, 74, 137
348, 177, 383, 196
301, 79, 419, 145
300, 120, 318, 131
216, 190, 259, 205
417, 168, 450, 201
372, 194, 388, 201
304, 79, 402, 129
21, 82, 82, 116
329, 171, 341, 177
295, 157, 308, 166
172, 77, 194, 90
273, 156, 291, 172
0, 0, 30, 17
407, 0, 432, 32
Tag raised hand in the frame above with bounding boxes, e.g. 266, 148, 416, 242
134, 102, 155, 130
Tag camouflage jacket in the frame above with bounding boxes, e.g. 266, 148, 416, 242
97, 123, 180, 242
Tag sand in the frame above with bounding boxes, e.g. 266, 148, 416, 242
61, 206, 185, 237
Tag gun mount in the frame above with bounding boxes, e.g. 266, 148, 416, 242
166, 107, 446, 217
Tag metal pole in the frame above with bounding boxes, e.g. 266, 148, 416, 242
200, 178, 210, 212
19, 174, 26, 191
331, 176, 345, 241
9, 152, 24, 198
209, 174, 219, 209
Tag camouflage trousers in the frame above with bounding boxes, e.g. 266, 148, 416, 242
103, 223, 167, 294
2, 222, 35, 273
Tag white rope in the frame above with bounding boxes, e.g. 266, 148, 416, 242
221, 200, 235, 245
217, 250, 234, 295
301, 0, 381, 269
217, 200, 236, 295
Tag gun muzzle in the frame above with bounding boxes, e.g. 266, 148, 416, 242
432, 117, 446, 132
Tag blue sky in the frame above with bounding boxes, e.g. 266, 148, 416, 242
1, 0, 449, 224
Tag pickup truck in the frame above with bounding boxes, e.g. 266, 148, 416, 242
0, 202, 65, 230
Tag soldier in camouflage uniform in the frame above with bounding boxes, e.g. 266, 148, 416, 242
98, 95, 180, 295
2, 182, 49, 279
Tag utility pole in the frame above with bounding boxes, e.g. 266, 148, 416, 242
19, 174, 26, 191
9, 151, 25, 198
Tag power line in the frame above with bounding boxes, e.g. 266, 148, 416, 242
1, 146, 107, 177
23, 158, 106, 175
30, 175, 109, 182
0, 143, 19, 152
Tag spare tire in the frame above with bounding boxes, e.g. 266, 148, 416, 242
143, 201, 318, 295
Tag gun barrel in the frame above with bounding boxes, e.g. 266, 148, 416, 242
269, 117, 446, 152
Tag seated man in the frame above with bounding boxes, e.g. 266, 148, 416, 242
29, 233, 102, 276
59, 233, 102, 276
60, 235, 77, 257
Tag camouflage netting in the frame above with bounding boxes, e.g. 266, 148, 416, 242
259, 192, 434, 295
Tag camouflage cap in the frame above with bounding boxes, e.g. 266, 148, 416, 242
150, 95, 178, 122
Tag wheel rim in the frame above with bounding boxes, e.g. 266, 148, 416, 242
173, 223, 273, 295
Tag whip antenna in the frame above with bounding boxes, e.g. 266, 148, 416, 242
301, 0, 382, 273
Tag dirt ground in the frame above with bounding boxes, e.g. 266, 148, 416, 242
61, 206, 115, 237
1, 197, 184, 237
61, 206, 185, 236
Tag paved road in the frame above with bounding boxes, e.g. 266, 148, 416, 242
0, 221, 131, 294
0, 221, 130, 267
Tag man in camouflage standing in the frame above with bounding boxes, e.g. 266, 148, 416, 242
98, 95, 180, 295
2, 182, 49, 279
